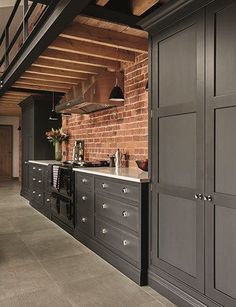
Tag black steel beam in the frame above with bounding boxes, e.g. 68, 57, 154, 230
0, 0, 92, 95
82, 4, 142, 29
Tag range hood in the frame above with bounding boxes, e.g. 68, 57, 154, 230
55, 71, 124, 115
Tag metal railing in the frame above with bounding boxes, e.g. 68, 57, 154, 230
0, 0, 49, 74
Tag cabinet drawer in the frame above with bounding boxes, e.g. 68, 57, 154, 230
76, 206, 94, 236
76, 190, 94, 212
76, 173, 94, 192
95, 194, 139, 232
95, 178, 139, 202
95, 218, 139, 264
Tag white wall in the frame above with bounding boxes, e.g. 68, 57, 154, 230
0, 116, 20, 178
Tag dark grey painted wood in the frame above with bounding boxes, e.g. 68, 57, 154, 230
205, 0, 236, 306
95, 194, 139, 232
150, 10, 205, 293
159, 194, 197, 277
95, 177, 139, 202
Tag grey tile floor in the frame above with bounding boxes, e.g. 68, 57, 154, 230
0, 180, 176, 307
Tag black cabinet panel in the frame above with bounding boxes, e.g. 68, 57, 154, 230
206, 1, 236, 306
159, 25, 196, 107
20, 95, 61, 199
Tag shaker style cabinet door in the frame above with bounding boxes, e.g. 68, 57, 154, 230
205, 0, 236, 306
150, 10, 205, 292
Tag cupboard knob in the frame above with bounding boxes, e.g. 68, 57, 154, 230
102, 203, 108, 209
81, 217, 87, 223
123, 240, 129, 246
46, 198, 50, 202
33, 178, 36, 181
122, 187, 128, 194
38, 168, 42, 171
82, 196, 87, 201
38, 180, 42, 183
102, 228, 107, 234
122, 211, 128, 217
102, 183, 108, 189
33, 191, 36, 194
24, 161, 28, 164
33, 166, 36, 169
38, 194, 41, 197
194, 193, 203, 200
82, 178, 88, 183
204, 195, 213, 202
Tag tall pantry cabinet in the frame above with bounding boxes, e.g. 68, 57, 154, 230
20, 95, 61, 199
141, 0, 236, 306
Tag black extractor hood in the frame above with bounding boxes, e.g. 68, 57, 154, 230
55, 71, 124, 115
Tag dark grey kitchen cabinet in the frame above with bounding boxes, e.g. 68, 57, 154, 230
74, 172, 149, 286
205, 0, 236, 306
149, 9, 205, 293
19, 96, 61, 199
29, 162, 51, 219
140, 0, 236, 306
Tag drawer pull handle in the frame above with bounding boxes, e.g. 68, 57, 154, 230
38, 180, 42, 183
38, 168, 42, 171
38, 194, 42, 197
122, 187, 128, 194
82, 196, 87, 201
82, 178, 88, 183
122, 211, 129, 217
102, 203, 108, 209
81, 217, 87, 223
102, 228, 108, 234
33, 166, 36, 169
33, 178, 36, 181
204, 195, 213, 202
102, 183, 108, 189
123, 240, 129, 246
46, 198, 50, 202
33, 191, 36, 194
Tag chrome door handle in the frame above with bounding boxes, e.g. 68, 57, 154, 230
194, 193, 203, 200
204, 195, 213, 202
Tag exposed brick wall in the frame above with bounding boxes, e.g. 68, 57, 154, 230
62, 53, 148, 167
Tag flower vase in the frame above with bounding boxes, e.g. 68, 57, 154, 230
54, 141, 62, 161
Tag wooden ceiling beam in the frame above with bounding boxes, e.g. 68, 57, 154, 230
18, 78, 72, 89
2, 91, 30, 97
96, 0, 110, 6
49, 37, 135, 62
21, 73, 78, 85
131, 0, 159, 16
40, 49, 120, 70
32, 58, 106, 74
60, 22, 148, 53
12, 83, 68, 93
26, 66, 94, 79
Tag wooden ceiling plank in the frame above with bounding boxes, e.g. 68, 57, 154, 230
22, 72, 79, 85
40, 49, 120, 69
32, 58, 106, 74
96, 0, 110, 6
12, 83, 68, 93
26, 67, 94, 79
131, 0, 159, 16
19, 78, 72, 89
49, 37, 135, 62
60, 22, 148, 53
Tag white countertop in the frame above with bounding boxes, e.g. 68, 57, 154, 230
28, 160, 58, 166
73, 167, 150, 183
28, 160, 150, 183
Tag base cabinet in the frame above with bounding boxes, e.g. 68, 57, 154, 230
74, 172, 148, 285
142, 0, 236, 306
29, 163, 51, 219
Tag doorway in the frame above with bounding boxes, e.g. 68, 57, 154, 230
0, 125, 13, 179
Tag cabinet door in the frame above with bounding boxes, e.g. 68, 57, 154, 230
205, 0, 236, 305
150, 11, 205, 292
